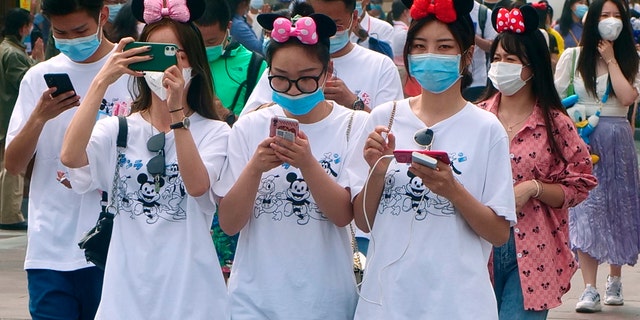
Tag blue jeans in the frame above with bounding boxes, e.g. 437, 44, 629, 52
27, 267, 104, 320
493, 230, 549, 320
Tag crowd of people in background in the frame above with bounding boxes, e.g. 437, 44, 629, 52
0, 0, 639, 318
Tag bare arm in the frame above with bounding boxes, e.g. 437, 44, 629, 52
600, 40, 639, 106
61, 38, 148, 169
353, 127, 395, 232
6, 89, 80, 175
218, 137, 282, 235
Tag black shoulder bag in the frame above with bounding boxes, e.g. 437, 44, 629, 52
77, 116, 128, 270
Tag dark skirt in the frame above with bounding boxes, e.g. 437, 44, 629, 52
569, 117, 640, 266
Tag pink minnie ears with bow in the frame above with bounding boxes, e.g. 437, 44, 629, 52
131, 0, 205, 24
491, 5, 539, 35
271, 17, 318, 44
258, 13, 337, 45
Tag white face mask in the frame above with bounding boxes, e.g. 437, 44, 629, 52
598, 17, 623, 41
143, 67, 193, 101
488, 62, 529, 96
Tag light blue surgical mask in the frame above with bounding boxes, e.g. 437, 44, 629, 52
355, 1, 363, 16
54, 20, 103, 62
250, 0, 264, 10
107, 3, 124, 22
574, 4, 588, 20
408, 53, 461, 94
329, 17, 353, 54
272, 89, 325, 116
329, 30, 350, 54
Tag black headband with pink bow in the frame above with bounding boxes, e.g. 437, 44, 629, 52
131, 0, 205, 24
257, 13, 336, 46
491, 5, 539, 35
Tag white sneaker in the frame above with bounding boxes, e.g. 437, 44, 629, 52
604, 275, 624, 305
576, 284, 602, 313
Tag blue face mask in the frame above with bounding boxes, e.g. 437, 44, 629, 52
574, 4, 588, 20
355, 2, 363, 15
329, 30, 350, 54
408, 53, 461, 94
54, 22, 102, 62
272, 89, 325, 116
107, 3, 124, 23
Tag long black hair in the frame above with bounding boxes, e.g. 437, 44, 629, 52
478, 5, 567, 161
578, 0, 638, 99
557, 0, 586, 36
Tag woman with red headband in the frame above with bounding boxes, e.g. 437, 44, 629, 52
350, 0, 516, 318
477, 5, 596, 319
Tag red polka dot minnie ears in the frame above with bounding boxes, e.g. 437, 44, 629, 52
491, 5, 539, 35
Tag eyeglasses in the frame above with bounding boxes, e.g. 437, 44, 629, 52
268, 69, 325, 94
414, 128, 434, 150
147, 132, 166, 191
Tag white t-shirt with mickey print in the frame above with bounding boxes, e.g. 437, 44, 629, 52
68, 112, 230, 320
214, 103, 368, 319
348, 99, 516, 319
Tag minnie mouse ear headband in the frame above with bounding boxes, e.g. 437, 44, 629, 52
491, 5, 539, 34
400, 0, 473, 23
131, 0, 205, 24
258, 13, 336, 45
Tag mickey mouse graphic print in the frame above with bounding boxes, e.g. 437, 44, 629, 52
348, 99, 517, 319
214, 103, 367, 319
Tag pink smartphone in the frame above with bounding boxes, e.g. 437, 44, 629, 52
269, 116, 299, 142
393, 149, 450, 165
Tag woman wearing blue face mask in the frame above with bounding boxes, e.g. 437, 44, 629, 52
555, 0, 589, 48
349, 0, 516, 318
214, 11, 368, 319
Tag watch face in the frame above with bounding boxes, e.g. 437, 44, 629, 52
183, 117, 190, 129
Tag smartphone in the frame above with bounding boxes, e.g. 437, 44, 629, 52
123, 42, 178, 72
44, 73, 76, 97
393, 149, 450, 165
412, 152, 438, 169
269, 116, 299, 142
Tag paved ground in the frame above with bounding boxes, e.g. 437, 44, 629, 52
1, 141, 639, 319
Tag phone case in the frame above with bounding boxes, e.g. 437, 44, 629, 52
412, 152, 438, 169
44, 73, 75, 97
124, 42, 178, 72
269, 116, 299, 142
393, 149, 450, 164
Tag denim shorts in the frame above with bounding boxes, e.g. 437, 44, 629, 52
27, 267, 104, 320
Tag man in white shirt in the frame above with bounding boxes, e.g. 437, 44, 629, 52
4, 1, 131, 318
350, 0, 395, 58
240, 0, 403, 114
463, 1, 497, 102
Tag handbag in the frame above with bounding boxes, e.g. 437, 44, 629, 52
77, 116, 128, 270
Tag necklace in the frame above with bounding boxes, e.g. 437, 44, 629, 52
498, 111, 532, 132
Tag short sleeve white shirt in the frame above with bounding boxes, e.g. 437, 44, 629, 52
215, 103, 368, 319
348, 99, 516, 319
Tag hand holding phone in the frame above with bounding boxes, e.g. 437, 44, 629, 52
269, 116, 299, 142
44, 73, 76, 97
393, 149, 450, 165
123, 42, 178, 72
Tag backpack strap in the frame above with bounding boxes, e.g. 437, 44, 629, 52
229, 52, 265, 113
567, 48, 577, 96
478, 4, 487, 38
101, 116, 128, 219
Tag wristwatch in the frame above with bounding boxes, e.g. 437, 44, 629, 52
352, 97, 365, 110
170, 117, 190, 130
